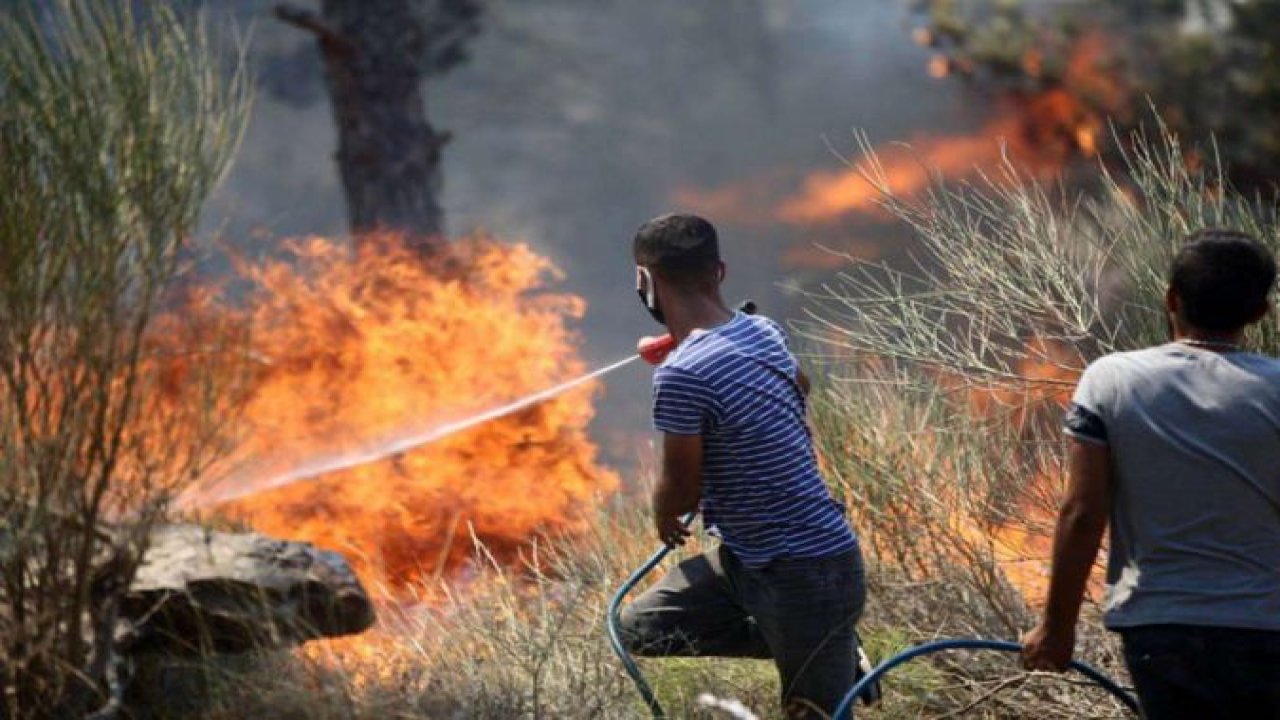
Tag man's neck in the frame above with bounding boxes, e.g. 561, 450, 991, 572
665, 294, 733, 343
1173, 326, 1245, 350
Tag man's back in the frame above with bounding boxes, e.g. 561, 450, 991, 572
1072, 343, 1280, 630
652, 312, 855, 566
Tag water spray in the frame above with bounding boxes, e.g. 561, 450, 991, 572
181, 301, 755, 509
179, 353, 643, 508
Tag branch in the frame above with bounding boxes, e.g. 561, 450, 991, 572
273, 4, 355, 55
934, 673, 1029, 720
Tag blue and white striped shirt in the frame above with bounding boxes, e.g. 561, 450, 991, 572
651, 312, 857, 566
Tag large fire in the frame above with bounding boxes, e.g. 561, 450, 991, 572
171, 27, 1125, 613
190, 234, 618, 592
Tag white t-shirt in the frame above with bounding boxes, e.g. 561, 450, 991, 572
1066, 343, 1280, 631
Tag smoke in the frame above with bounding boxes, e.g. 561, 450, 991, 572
200, 0, 981, 465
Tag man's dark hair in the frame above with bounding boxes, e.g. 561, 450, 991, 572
633, 214, 721, 286
1170, 228, 1276, 332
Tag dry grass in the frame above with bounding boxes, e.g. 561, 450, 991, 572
133, 498, 781, 720
137, 492, 1125, 720
811, 376, 1132, 719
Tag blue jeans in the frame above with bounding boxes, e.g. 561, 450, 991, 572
620, 544, 867, 719
1120, 624, 1280, 719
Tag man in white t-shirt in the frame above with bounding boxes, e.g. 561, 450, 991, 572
1022, 229, 1280, 718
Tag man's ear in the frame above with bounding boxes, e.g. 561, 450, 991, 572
715, 261, 726, 283
1165, 286, 1179, 315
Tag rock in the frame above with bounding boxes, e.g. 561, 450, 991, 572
121, 524, 376, 655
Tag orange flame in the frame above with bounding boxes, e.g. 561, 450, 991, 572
192, 234, 617, 591
669, 171, 792, 229
964, 338, 1099, 604
675, 31, 1128, 234
776, 118, 1026, 225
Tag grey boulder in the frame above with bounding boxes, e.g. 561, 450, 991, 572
122, 524, 376, 655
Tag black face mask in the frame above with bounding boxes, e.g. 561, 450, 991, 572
635, 266, 666, 325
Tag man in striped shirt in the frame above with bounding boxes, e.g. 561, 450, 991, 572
619, 214, 874, 719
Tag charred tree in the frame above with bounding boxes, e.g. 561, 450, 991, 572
276, 1, 480, 254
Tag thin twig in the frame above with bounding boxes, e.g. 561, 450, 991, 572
273, 4, 354, 55
933, 673, 1029, 719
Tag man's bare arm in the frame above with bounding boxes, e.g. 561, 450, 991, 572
653, 433, 703, 546
1023, 437, 1112, 670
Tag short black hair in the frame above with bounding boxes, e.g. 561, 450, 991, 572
1170, 228, 1276, 332
632, 214, 721, 286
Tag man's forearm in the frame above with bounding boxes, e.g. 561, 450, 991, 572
653, 477, 698, 518
1042, 499, 1107, 632
655, 432, 703, 520
1024, 429, 1112, 670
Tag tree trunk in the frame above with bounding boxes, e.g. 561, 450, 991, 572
278, 0, 449, 253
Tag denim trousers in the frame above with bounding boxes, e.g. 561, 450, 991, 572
1120, 624, 1280, 719
620, 544, 866, 719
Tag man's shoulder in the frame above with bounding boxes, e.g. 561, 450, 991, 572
1086, 345, 1185, 376
1080, 345, 1280, 407
1234, 351, 1280, 377
1075, 346, 1178, 407
653, 360, 703, 386
663, 314, 771, 371
1079, 348, 1143, 383
1093, 344, 1280, 373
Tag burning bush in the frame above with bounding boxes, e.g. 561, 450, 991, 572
187, 233, 619, 592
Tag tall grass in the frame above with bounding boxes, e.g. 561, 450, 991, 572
799, 123, 1278, 379
0, 3, 250, 717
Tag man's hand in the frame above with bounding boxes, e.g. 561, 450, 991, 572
638, 334, 677, 366
655, 512, 691, 548
1021, 622, 1074, 672
795, 367, 811, 398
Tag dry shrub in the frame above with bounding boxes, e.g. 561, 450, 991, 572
0, 3, 249, 717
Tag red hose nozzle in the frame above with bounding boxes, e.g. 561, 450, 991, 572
636, 301, 755, 365
637, 334, 676, 365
